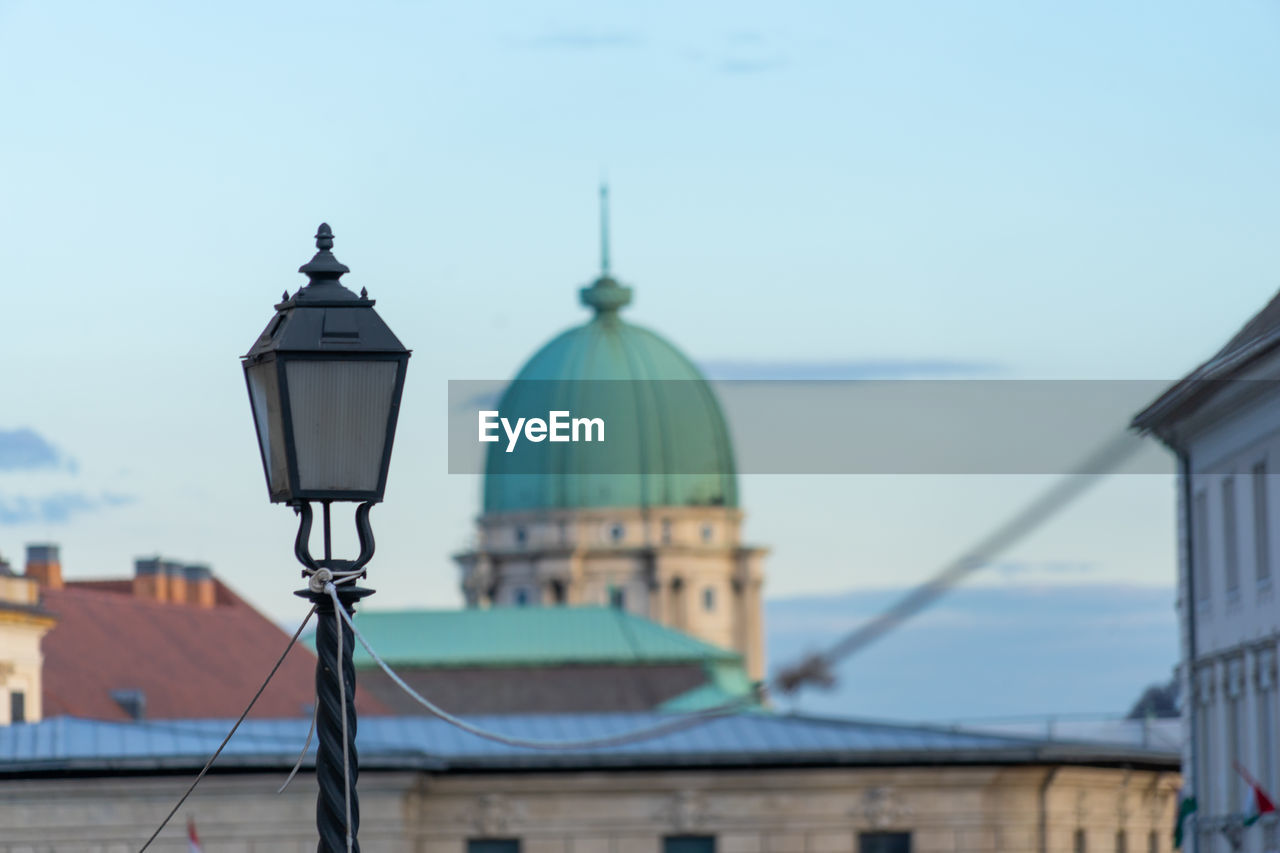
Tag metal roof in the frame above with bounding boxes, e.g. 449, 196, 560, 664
306, 606, 742, 669
0, 712, 1179, 776
1132, 289, 1280, 439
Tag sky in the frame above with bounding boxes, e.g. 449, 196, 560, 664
1, 1, 1279, 698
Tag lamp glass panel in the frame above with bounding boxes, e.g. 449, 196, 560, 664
246, 360, 290, 496
285, 359, 398, 493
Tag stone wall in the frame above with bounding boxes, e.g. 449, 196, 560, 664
0, 764, 1179, 853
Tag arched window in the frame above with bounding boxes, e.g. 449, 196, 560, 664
703, 587, 715, 612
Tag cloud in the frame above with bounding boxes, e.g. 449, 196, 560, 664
520, 31, 643, 51
698, 359, 1004, 380
0, 429, 72, 472
0, 491, 136, 525
993, 560, 1098, 578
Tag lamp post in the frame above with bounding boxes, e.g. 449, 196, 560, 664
242, 224, 410, 851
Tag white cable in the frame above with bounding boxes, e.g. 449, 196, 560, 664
139, 605, 316, 852
330, 593, 756, 751
277, 701, 317, 794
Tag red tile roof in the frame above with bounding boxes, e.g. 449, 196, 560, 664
41, 579, 388, 721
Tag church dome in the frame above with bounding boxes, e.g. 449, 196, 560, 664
482, 271, 738, 514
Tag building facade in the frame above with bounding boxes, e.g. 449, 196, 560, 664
0, 713, 1180, 852
1135, 292, 1280, 852
455, 226, 767, 681
0, 546, 56, 725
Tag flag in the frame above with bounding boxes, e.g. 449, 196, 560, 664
1174, 793, 1196, 849
1235, 762, 1278, 828
187, 817, 203, 853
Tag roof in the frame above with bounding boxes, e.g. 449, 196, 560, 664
357, 662, 715, 715
660, 661, 759, 713
310, 606, 742, 669
483, 273, 737, 513
1133, 288, 1280, 437
0, 711, 1180, 776
41, 580, 386, 721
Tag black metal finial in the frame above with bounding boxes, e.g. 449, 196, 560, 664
299, 222, 351, 280
316, 223, 335, 252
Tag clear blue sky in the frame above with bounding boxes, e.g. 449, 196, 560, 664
0, 1, 1277, 640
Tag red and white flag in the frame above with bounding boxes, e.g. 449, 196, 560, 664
1234, 761, 1277, 827
187, 817, 203, 853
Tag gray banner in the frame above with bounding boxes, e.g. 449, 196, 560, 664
446, 380, 1188, 475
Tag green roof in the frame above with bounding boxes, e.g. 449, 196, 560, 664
660, 660, 763, 713
483, 274, 738, 514
306, 606, 743, 669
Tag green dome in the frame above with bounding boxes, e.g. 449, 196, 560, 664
483, 275, 738, 514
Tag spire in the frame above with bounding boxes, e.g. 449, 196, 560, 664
600, 182, 611, 277
580, 183, 632, 317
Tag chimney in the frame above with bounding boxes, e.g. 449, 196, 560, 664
184, 564, 215, 608
133, 557, 168, 602
164, 561, 187, 605
25, 544, 62, 589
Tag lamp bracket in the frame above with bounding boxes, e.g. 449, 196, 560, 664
291, 500, 377, 578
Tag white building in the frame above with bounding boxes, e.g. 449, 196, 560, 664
1135, 294, 1280, 852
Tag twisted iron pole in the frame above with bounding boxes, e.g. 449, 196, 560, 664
308, 583, 371, 851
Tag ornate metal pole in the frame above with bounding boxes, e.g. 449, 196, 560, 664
308, 582, 370, 851
294, 500, 377, 852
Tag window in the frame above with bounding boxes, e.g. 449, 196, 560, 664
609, 586, 626, 609
1074, 829, 1087, 853
110, 688, 145, 721
1147, 831, 1157, 853
664, 837, 714, 853
1256, 461, 1271, 582
700, 524, 714, 543
859, 833, 910, 853
514, 526, 527, 546
9, 691, 24, 724
514, 588, 529, 607
1194, 491, 1210, 600
1115, 830, 1126, 853
1224, 477, 1240, 596
610, 523, 625, 543
468, 841, 519, 853
661, 519, 673, 544
703, 586, 715, 611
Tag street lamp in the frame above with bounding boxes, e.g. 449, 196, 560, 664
243, 223, 410, 851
